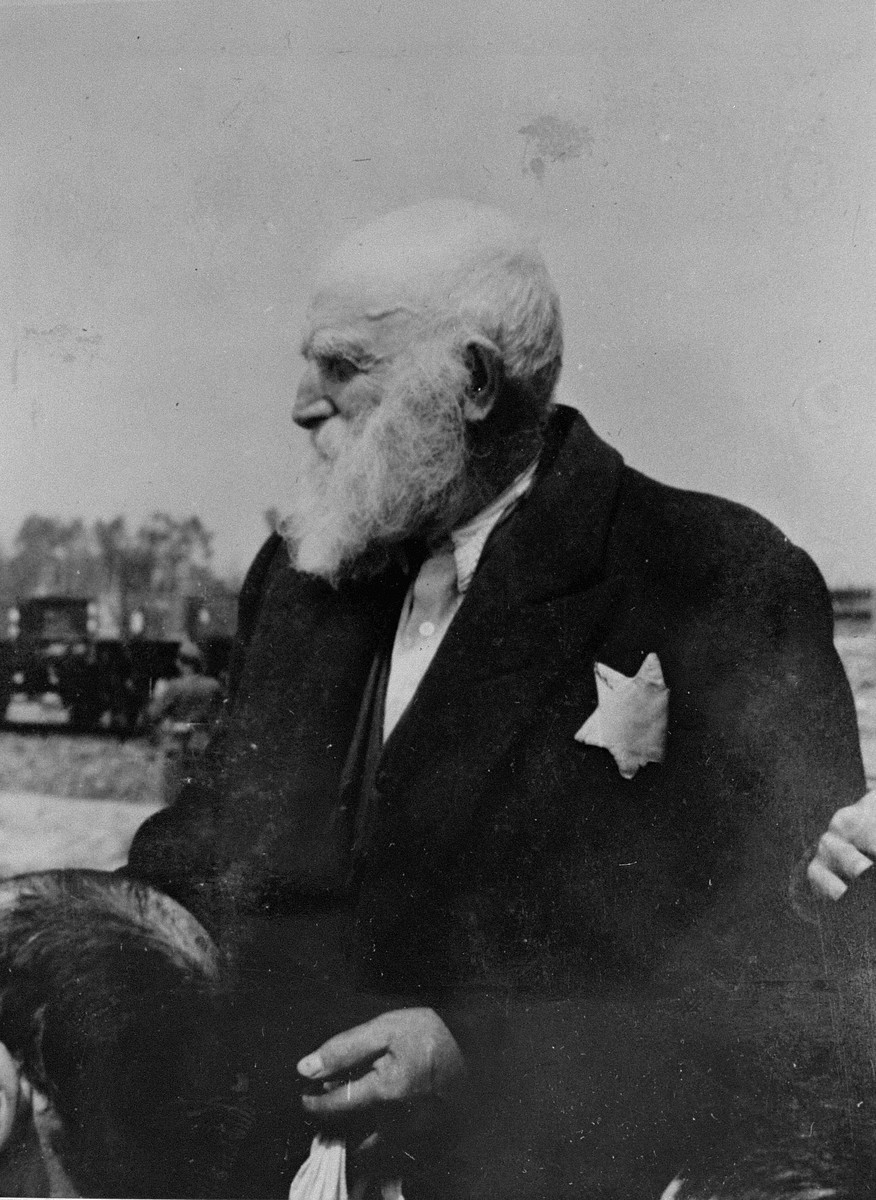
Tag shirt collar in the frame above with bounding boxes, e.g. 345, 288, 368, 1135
449, 460, 539, 594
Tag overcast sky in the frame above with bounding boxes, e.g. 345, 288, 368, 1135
1, 0, 873, 583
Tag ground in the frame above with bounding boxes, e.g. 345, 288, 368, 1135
0, 731, 164, 876
0, 730, 164, 803
0, 632, 873, 878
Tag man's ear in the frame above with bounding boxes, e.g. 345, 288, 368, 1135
0, 1042, 21, 1151
462, 339, 501, 423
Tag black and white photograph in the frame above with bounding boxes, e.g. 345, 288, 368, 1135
0, 2, 875, 1196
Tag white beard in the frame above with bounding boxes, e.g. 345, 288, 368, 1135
282, 347, 471, 585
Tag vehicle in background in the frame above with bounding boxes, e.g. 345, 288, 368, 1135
0, 596, 233, 732
831, 587, 873, 638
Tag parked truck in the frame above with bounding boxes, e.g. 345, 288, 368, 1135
0, 596, 232, 731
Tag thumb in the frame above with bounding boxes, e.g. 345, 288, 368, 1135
297, 1017, 390, 1080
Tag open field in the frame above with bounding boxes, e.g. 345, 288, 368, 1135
0, 730, 164, 805
0, 731, 164, 876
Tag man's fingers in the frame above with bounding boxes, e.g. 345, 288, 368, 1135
830, 792, 876, 858
301, 1068, 385, 1116
806, 857, 849, 901
298, 1016, 390, 1080
815, 830, 874, 883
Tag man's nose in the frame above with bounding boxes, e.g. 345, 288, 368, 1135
293, 380, 337, 431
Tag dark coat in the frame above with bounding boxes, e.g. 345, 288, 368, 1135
128, 408, 867, 1198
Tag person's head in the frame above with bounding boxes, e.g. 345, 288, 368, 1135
0, 870, 246, 1198
286, 199, 563, 583
661, 1139, 876, 1200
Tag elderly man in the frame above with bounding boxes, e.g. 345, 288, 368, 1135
127, 201, 866, 1199
0, 870, 246, 1198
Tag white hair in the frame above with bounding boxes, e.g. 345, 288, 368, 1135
320, 199, 564, 414
445, 238, 564, 414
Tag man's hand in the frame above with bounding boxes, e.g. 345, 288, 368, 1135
808, 790, 876, 899
297, 1008, 466, 1124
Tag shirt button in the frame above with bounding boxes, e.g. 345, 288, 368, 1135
418, 621, 437, 638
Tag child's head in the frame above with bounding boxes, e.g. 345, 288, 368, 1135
0, 870, 248, 1197
662, 1139, 875, 1200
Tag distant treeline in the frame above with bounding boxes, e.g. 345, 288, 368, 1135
0, 514, 240, 638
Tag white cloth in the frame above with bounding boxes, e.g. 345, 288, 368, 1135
288, 1136, 403, 1200
574, 653, 669, 780
288, 1137, 349, 1200
383, 461, 537, 738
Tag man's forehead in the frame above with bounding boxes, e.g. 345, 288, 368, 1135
308, 200, 531, 324
309, 257, 428, 327
303, 279, 423, 357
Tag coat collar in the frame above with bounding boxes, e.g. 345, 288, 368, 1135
470, 404, 625, 607
449, 459, 539, 594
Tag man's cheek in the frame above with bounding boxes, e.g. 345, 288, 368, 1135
343, 375, 385, 422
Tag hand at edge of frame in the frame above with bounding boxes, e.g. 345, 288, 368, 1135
808, 790, 876, 900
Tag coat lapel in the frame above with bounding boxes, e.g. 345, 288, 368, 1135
218, 548, 409, 895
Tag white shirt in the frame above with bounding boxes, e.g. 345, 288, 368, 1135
383, 462, 538, 738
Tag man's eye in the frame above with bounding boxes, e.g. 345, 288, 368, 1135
321, 356, 359, 383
